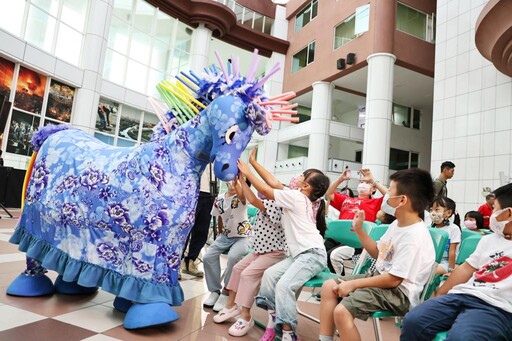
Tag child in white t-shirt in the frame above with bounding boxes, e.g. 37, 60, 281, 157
203, 179, 251, 312
401, 183, 512, 340
238, 159, 330, 341
429, 197, 461, 274
319, 168, 436, 341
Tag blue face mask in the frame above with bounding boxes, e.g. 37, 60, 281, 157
381, 193, 402, 217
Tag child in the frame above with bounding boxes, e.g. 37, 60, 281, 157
203, 179, 251, 312
238, 159, 330, 341
318, 168, 436, 341
212, 175, 288, 337
430, 197, 461, 275
401, 183, 512, 340
464, 210, 487, 235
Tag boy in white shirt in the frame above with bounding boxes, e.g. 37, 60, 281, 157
319, 168, 436, 341
401, 183, 512, 340
203, 179, 251, 312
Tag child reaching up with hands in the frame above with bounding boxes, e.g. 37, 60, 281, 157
238, 158, 330, 341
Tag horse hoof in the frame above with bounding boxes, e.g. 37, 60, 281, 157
124, 303, 179, 329
113, 296, 133, 313
6, 273, 55, 296
54, 275, 98, 295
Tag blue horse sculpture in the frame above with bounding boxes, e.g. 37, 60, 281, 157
7, 53, 296, 329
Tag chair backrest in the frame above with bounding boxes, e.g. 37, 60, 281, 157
429, 228, 449, 264
461, 227, 481, 241
368, 224, 389, 242
456, 235, 480, 265
247, 205, 258, 218
325, 220, 374, 249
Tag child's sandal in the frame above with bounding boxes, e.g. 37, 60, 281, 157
213, 305, 241, 323
260, 327, 276, 341
228, 317, 254, 337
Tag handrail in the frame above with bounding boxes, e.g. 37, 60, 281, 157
212, 0, 274, 34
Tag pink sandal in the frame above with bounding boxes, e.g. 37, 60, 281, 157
260, 327, 276, 341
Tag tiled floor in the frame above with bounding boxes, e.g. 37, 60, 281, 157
0, 209, 400, 341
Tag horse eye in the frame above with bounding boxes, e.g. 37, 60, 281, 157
225, 125, 238, 145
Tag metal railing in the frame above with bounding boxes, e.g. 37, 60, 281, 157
212, 0, 274, 35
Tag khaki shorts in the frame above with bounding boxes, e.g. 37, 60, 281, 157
336, 273, 410, 321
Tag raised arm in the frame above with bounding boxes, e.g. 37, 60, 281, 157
238, 174, 264, 210
325, 168, 350, 202
232, 179, 247, 205
238, 159, 275, 200
249, 148, 284, 190
352, 209, 378, 258
360, 168, 388, 195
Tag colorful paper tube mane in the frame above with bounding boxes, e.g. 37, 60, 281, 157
7, 49, 297, 329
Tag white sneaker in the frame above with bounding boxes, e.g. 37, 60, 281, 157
213, 293, 228, 312
213, 305, 241, 323
203, 292, 220, 308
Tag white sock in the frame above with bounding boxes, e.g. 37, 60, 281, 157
266, 310, 276, 329
282, 330, 295, 341
319, 336, 334, 341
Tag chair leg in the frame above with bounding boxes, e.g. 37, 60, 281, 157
372, 317, 383, 341
295, 286, 320, 324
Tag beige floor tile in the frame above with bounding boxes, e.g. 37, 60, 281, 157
0, 305, 47, 331
53, 304, 125, 332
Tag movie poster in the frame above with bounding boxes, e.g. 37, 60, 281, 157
0, 56, 15, 100
6, 109, 40, 156
14, 66, 47, 114
96, 98, 118, 134
46, 79, 74, 123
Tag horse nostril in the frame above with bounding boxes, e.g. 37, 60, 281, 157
221, 163, 229, 171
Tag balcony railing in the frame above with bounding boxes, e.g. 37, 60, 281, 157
212, 0, 274, 34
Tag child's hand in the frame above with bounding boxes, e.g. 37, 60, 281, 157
332, 280, 355, 298
237, 159, 251, 176
359, 168, 374, 182
339, 168, 351, 182
249, 148, 257, 165
352, 209, 365, 231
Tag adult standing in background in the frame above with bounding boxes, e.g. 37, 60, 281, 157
477, 193, 495, 228
433, 161, 455, 198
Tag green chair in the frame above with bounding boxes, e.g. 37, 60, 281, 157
369, 228, 449, 341
352, 224, 390, 275
433, 235, 482, 341
461, 227, 482, 241
247, 205, 259, 225
295, 220, 375, 323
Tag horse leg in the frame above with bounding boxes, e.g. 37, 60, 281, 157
124, 303, 179, 329
113, 296, 133, 313
6, 257, 55, 296
53, 275, 98, 295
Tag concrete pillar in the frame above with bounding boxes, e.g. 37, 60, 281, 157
189, 24, 212, 74
307, 81, 333, 171
71, 0, 113, 134
363, 53, 396, 184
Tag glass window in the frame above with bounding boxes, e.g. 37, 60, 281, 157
103, 48, 127, 84
0, 1, 26, 36
147, 68, 165, 97
113, 0, 133, 23
389, 148, 410, 170
410, 152, 419, 168
133, 0, 155, 33
288, 145, 308, 158
61, 0, 88, 32
108, 16, 130, 54
129, 30, 150, 64
141, 112, 159, 142
354, 4, 370, 35
397, 3, 426, 40
32, 0, 59, 16
151, 38, 170, 71
334, 15, 356, 48
412, 109, 420, 129
55, 24, 82, 65
125, 59, 148, 94
96, 98, 119, 134
155, 11, 173, 43
295, 0, 318, 32
26, 5, 57, 52
118, 105, 141, 141
292, 42, 315, 73
392, 103, 411, 127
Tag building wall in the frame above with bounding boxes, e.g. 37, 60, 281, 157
432, 0, 512, 215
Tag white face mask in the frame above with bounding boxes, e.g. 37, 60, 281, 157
381, 193, 401, 217
357, 182, 372, 196
489, 208, 511, 237
430, 211, 445, 224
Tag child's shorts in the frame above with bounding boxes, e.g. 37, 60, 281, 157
336, 273, 410, 321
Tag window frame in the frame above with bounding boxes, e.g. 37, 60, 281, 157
291, 41, 316, 73
294, 0, 318, 32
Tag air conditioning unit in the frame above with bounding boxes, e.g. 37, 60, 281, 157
328, 159, 344, 173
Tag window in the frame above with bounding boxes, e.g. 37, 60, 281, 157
397, 3, 435, 42
292, 42, 315, 73
389, 148, 419, 170
392, 103, 420, 129
334, 5, 370, 49
355, 150, 362, 163
288, 145, 308, 158
295, 0, 318, 32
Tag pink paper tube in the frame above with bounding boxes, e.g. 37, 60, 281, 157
259, 100, 290, 106
271, 116, 299, 122
247, 49, 260, 83
268, 91, 295, 101
270, 110, 297, 115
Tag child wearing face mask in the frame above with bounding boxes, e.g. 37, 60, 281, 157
464, 211, 487, 235
324, 168, 388, 273
401, 183, 512, 341
430, 197, 462, 275
319, 168, 436, 341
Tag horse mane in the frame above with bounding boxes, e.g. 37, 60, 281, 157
149, 49, 298, 141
